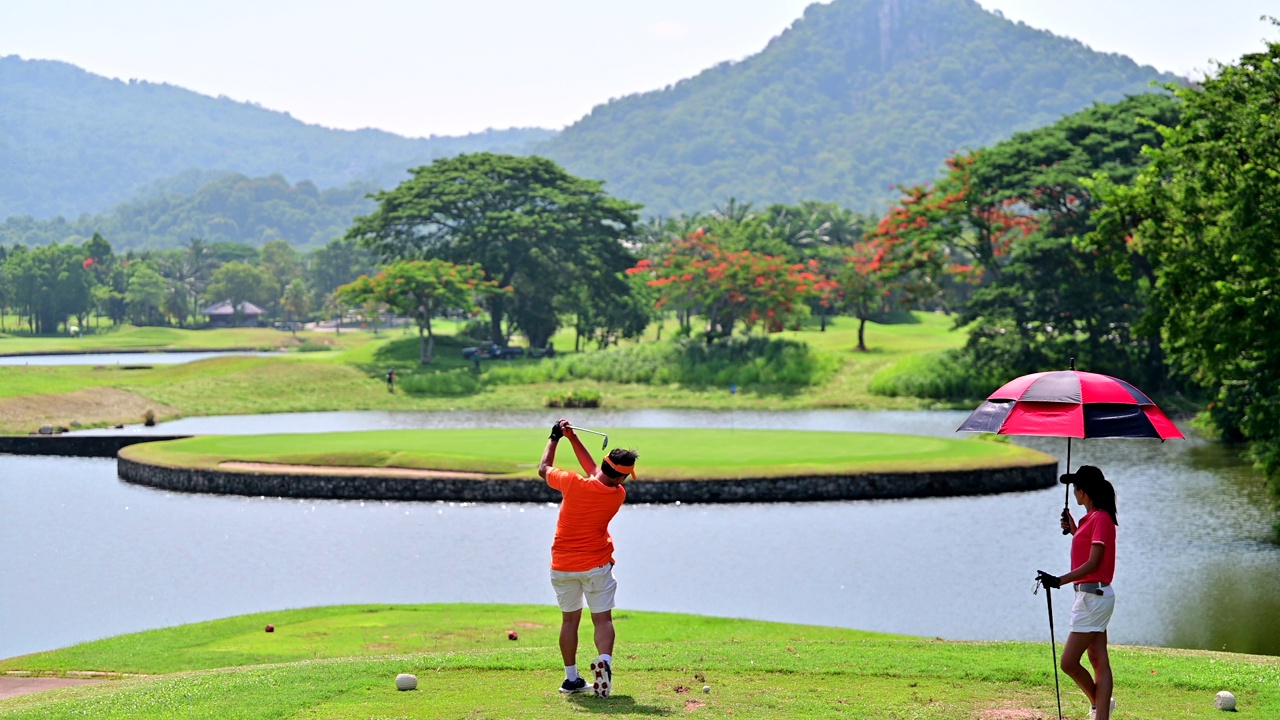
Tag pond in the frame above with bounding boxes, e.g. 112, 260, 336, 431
5, 410, 1278, 661
0, 350, 285, 366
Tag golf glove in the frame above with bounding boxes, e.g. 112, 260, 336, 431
550, 422, 564, 441
1036, 570, 1061, 590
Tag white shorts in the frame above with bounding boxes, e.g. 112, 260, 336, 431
1069, 585, 1115, 633
550, 562, 617, 614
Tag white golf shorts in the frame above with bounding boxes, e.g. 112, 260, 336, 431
1069, 585, 1115, 633
550, 562, 617, 614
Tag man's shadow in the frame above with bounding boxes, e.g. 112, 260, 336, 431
566, 694, 672, 716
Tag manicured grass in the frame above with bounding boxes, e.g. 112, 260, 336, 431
1, 604, 1276, 719
0, 313, 980, 434
120, 428, 1053, 479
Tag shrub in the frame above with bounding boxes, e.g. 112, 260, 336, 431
399, 369, 483, 396
296, 339, 332, 352
869, 350, 1001, 401
486, 336, 837, 389
546, 389, 602, 408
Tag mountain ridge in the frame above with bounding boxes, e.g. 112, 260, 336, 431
0, 54, 554, 220
535, 0, 1181, 214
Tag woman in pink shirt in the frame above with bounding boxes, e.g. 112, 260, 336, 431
1046, 465, 1118, 720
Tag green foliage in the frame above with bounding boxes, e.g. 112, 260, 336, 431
868, 350, 1000, 401
0, 174, 378, 251
399, 368, 483, 396
487, 337, 838, 389
348, 153, 642, 348
545, 388, 602, 408
537, 0, 1179, 214
0, 54, 554, 220
1087, 30, 1280, 526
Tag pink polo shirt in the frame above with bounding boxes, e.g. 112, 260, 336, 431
1071, 509, 1116, 584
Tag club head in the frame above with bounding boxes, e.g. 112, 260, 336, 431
601, 436, 609, 451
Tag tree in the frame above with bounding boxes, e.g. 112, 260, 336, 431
347, 153, 641, 347
629, 231, 814, 340
206, 261, 277, 325
309, 237, 375, 297
280, 279, 313, 336
336, 260, 501, 364
125, 262, 167, 325
3, 243, 95, 334
1089, 31, 1280, 501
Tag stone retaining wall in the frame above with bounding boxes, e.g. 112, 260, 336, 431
118, 455, 1058, 504
0, 435, 191, 458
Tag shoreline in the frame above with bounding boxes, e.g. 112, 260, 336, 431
117, 453, 1058, 503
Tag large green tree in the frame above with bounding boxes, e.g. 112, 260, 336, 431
346, 153, 641, 347
2, 243, 94, 334
1089, 33, 1280, 503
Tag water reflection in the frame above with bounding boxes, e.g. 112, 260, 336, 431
6, 410, 1278, 661
0, 351, 284, 366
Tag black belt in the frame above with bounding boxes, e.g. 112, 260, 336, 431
1074, 582, 1109, 595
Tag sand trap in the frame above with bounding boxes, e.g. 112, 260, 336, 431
219, 461, 501, 479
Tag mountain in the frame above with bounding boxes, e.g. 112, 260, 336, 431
536, 0, 1182, 215
0, 55, 555, 220
0, 172, 376, 251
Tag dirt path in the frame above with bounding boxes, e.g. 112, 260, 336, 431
0, 676, 101, 699
219, 461, 500, 479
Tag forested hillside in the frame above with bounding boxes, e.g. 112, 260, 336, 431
0, 55, 554, 219
0, 173, 375, 250
537, 0, 1181, 215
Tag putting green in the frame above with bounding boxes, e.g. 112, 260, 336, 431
121, 428, 1053, 480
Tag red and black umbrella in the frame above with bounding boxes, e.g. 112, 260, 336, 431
957, 363, 1183, 517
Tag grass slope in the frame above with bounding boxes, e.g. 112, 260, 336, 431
120, 428, 1051, 480
1, 604, 1276, 719
0, 313, 971, 433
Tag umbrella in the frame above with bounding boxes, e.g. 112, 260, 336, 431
957, 360, 1183, 720
957, 359, 1184, 519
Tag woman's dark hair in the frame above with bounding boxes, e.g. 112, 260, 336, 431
1072, 465, 1118, 526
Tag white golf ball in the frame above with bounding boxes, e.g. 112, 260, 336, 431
395, 673, 418, 691
1214, 690, 1236, 711
703, 685, 710, 693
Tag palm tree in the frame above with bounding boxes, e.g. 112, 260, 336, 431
280, 279, 312, 337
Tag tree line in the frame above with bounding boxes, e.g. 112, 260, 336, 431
0, 234, 375, 334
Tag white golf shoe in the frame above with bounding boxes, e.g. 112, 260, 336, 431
1089, 697, 1116, 719
589, 657, 612, 698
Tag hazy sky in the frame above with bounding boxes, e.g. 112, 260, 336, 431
2, 1, 1276, 138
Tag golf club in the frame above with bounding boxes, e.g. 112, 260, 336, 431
1034, 574, 1065, 720
567, 425, 609, 450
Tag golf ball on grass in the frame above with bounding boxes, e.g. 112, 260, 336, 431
703, 686, 710, 693
1215, 691, 1236, 711
396, 674, 418, 691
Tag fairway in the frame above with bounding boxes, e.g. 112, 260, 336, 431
122, 427, 1053, 480
1, 604, 1276, 719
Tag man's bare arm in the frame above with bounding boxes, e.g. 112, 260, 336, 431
538, 437, 558, 481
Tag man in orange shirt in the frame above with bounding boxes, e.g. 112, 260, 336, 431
538, 418, 637, 698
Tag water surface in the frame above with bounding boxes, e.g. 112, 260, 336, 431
6, 410, 1278, 660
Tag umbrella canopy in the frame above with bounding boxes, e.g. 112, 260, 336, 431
957, 370, 1183, 441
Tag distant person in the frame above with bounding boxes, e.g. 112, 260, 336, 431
385, 368, 396, 393
1039, 465, 1118, 720
538, 419, 637, 698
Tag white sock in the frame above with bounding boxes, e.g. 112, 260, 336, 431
599, 654, 612, 664
565, 665, 579, 681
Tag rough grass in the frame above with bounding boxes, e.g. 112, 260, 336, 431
1, 604, 1276, 719
120, 428, 1054, 480
0, 314, 979, 433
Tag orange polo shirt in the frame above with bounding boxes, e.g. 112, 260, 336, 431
546, 467, 626, 572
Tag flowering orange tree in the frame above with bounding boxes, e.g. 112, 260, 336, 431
628, 230, 816, 339
873, 151, 1038, 287
337, 260, 504, 364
